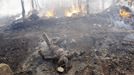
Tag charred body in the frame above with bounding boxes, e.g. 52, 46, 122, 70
38, 32, 84, 73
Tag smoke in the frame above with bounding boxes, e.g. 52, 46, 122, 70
0, 0, 114, 17
113, 21, 133, 30
0, 0, 31, 17
89, 0, 114, 13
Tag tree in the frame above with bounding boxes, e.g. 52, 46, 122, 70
86, 0, 90, 14
31, 0, 35, 10
78, 0, 82, 14
102, 0, 104, 10
21, 0, 25, 20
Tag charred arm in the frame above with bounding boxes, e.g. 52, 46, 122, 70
38, 50, 57, 60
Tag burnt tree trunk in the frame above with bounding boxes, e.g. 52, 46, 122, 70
78, 0, 82, 13
102, 0, 104, 10
31, 0, 34, 10
21, 0, 25, 20
86, 0, 90, 14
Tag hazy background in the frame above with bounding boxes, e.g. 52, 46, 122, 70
0, 0, 114, 17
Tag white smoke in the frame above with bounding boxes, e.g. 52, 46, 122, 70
0, 0, 31, 17
0, 0, 114, 17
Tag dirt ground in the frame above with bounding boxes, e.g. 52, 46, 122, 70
0, 11, 134, 75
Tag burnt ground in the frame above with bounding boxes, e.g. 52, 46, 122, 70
0, 11, 134, 75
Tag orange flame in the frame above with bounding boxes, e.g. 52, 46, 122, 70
45, 10, 55, 18
39, 4, 86, 18
65, 5, 81, 17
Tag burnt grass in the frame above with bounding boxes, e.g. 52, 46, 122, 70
0, 14, 134, 75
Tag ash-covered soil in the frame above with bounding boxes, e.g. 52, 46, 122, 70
0, 11, 134, 75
